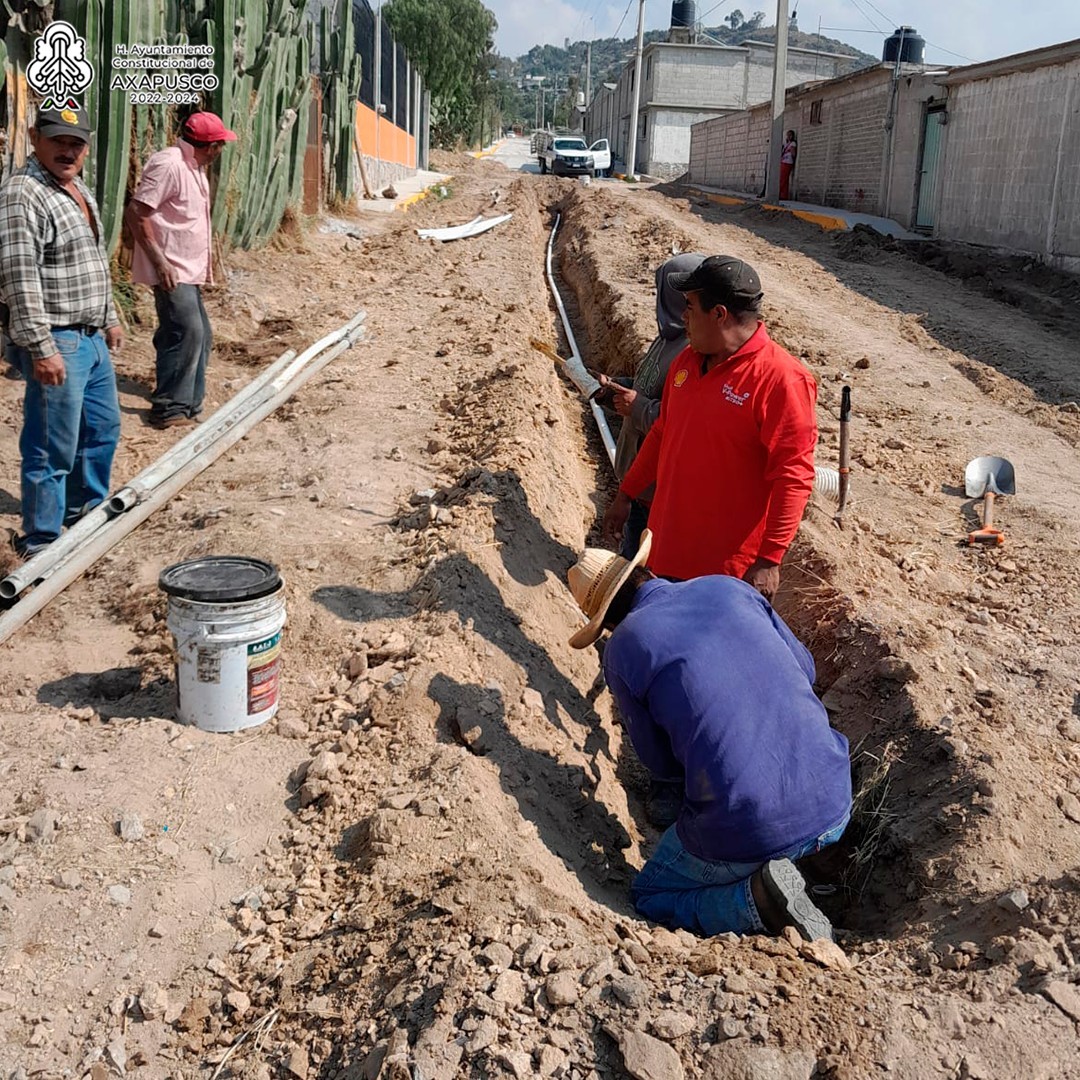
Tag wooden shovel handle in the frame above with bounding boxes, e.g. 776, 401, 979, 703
968, 490, 1004, 545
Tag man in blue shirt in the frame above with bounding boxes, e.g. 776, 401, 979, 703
567, 530, 851, 941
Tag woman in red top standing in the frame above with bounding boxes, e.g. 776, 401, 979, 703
779, 130, 797, 200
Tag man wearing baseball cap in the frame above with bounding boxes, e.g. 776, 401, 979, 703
0, 103, 124, 559
601, 255, 817, 601
565, 530, 851, 942
125, 111, 236, 429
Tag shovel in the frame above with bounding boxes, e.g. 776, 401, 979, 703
965, 455, 1015, 546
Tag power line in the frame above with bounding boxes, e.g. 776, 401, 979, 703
857, 0, 897, 28
844, 0, 886, 34
923, 40, 974, 63
610, 0, 635, 42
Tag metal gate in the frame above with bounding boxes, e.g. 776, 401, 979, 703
915, 105, 946, 230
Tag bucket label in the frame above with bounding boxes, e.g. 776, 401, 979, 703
247, 631, 281, 715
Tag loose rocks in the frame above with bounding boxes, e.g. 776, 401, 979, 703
25, 808, 58, 844
545, 971, 579, 1007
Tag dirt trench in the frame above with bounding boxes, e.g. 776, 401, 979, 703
1, 158, 1080, 1079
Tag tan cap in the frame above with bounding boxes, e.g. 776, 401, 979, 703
566, 529, 652, 649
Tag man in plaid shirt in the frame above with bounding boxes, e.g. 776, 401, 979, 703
0, 104, 123, 558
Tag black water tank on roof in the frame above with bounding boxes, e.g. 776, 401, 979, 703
883, 26, 926, 64
671, 1, 696, 29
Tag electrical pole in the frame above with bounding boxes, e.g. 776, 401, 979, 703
374, 3, 383, 182
764, 0, 790, 202
585, 42, 592, 106
624, 0, 646, 180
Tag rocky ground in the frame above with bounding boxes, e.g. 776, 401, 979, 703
1, 151, 1079, 1079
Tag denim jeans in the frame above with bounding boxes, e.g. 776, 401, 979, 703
620, 499, 651, 559
16, 329, 120, 554
151, 284, 211, 420
631, 810, 850, 937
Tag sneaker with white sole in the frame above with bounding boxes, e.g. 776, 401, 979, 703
757, 858, 834, 942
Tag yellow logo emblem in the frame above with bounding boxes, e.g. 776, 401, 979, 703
673, 369, 688, 388
60, 109, 78, 124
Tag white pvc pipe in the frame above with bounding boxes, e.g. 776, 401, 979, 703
0, 319, 365, 645
545, 213, 617, 468
3, 310, 369, 602
110, 311, 367, 513
0, 345, 300, 600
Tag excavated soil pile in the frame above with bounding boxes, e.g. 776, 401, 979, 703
0, 159, 1079, 1080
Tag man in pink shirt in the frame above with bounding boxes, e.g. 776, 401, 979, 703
125, 112, 236, 429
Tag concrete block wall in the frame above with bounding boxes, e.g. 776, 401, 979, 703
687, 66, 941, 223
796, 81, 891, 211
651, 46, 749, 108
936, 58, 1080, 269
645, 108, 729, 178
688, 108, 770, 192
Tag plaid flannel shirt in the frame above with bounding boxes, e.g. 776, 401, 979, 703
0, 156, 118, 361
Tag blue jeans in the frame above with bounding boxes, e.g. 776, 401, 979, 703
151, 284, 211, 420
16, 329, 120, 554
620, 499, 651, 559
631, 810, 850, 936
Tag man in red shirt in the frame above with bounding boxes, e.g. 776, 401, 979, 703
602, 256, 817, 600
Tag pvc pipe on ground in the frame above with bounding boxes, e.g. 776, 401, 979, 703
110, 311, 367, 514
0, 317, 366, 645
3, 311, 369, 602
545, 213, 618, 468
0, 345, 298, 601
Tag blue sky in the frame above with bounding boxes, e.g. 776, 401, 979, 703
486, 0, 1079, 67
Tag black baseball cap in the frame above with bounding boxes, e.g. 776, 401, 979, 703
669, 255, 763, 311
34, 104, 93, 143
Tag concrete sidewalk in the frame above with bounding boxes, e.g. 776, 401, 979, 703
685, 182, 924, 239
352, 169, 452, 214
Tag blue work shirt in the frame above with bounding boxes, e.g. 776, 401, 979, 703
603, 575, 852, 863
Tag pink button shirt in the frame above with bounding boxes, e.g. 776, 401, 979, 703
131, 139, 212, 287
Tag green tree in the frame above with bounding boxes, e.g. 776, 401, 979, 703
383, 0, 497, 147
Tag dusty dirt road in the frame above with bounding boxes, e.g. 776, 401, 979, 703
1, 151, 1079, 1079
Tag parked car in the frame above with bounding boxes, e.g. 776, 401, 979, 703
589, 139, 611, 177
538, 134, 594, 177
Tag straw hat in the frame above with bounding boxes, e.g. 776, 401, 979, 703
567, 529, 653, 649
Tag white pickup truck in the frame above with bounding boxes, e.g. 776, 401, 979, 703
538, 134, 594, 177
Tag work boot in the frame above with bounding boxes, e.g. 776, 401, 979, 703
645, 778, 683, 829
750, 858, 834, 942
149, 413, 196, 430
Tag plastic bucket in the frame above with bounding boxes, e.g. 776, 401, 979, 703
159, 557, 286, 733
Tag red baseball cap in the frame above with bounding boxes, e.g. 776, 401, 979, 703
182, 111, 237, 143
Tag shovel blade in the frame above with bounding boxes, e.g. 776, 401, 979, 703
965, 456, 1015, 498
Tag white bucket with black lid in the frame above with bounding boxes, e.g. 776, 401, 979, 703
160, 556, 286, 733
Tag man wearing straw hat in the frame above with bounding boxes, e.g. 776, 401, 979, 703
566, 531, 851, 941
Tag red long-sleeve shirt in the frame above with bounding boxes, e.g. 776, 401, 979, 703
620, 323, 817, 581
